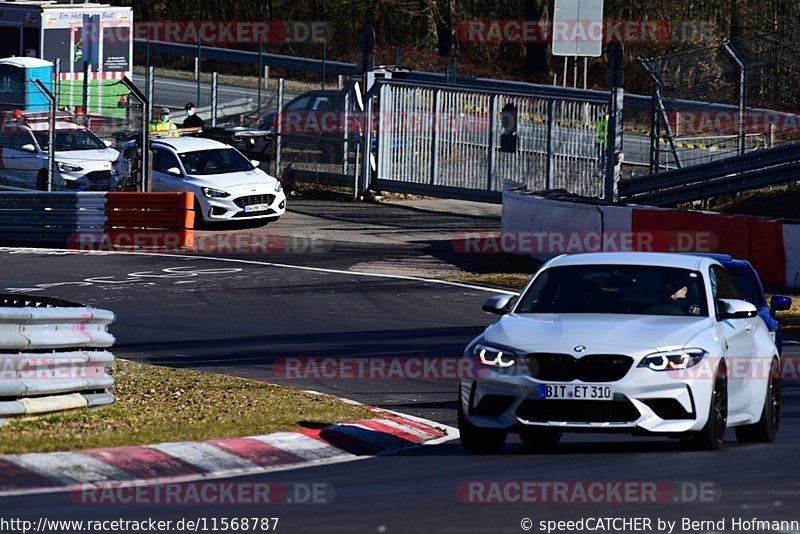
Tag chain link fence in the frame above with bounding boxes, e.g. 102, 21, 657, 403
636, 28, 800, 173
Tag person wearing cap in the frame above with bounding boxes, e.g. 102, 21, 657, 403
182, 102, 205, 129
150, 107, 178, 136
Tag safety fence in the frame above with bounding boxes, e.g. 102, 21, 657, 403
0, 192, 195, 249
372, 80, 609, 201
637, 28, 800, 173
0, 295, 116, 419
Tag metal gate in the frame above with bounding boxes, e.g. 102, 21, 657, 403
374, 81, 609, 200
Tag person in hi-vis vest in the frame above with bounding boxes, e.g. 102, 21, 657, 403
150, 107, 179, 137
596, 113, 609, 170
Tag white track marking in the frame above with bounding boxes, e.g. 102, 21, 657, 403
0, 247, 518, 295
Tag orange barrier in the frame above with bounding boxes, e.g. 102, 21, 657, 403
105, 192, 195, 248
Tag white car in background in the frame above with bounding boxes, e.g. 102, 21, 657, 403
148, 136, 286, 223
0, 121, 119, 190
460, 252, 780, 453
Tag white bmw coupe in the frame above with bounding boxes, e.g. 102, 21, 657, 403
459, 252, 781, 452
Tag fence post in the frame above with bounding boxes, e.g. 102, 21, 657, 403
486, 95, 496, 191
146, 68, 155, 192
54, 58, 61, 111
195, 41, 202, 107
546, 99, 555, 190
275, 78, 284, 178
638, 54, 681, 171
82, 61, 89, 124
121, 76, 149, 193
651, 80, 660, 174
257, 39, 263, 113
322, 39, 327, 90
31, 80, 55, 191
429, 89, 441, 185
361, 87, 374, 194
724, 42, 747, 156
342, 89, 349, 175
211, 72, 219, 127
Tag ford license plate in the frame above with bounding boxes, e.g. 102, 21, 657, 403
243, 203, 270, 213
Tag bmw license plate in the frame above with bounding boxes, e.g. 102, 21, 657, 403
243, 203, 270, 213
539, 384, 614, 401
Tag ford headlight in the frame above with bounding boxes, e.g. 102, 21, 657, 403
202, 187, 230, 198
638, 349, 706, 371
57, 162, 83, 172
474, 343, 517, 368
275, 181, 283, 193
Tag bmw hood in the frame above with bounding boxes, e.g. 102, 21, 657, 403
484, 313, 713, 353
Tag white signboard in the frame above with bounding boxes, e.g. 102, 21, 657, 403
551, 0, 604, 57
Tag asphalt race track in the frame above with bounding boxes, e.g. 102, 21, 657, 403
1, 247, 799, 533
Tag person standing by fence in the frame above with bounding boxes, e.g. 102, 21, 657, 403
596, 113, 609, 170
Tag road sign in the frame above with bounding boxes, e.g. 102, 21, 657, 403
552, 0, 604, 57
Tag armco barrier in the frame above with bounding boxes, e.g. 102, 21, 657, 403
501, 184, 800, 288
0, 295, 116, 418
0, 192, 194, 249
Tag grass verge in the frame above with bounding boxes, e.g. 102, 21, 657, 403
0, 360, 373, 455
452, 273, 529, 291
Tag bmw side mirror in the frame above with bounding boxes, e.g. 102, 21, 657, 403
20, 144, 36, 152
718, 298, 758, 320
770, 295, 792, 312
166, 167, 182, 177
482, 294, 516, 315
251, 159, 261, 167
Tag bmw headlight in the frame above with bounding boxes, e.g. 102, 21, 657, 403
275, 181, 283, 193
638, 349, 707, 371
57, 162, 83, 172
474, 343, 517, 368
202, 187, 230, 198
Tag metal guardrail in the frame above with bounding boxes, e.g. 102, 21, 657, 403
0, 295, 116, 418
619, 141, 800, 206
0, 192, 195, 248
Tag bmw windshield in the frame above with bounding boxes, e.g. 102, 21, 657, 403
516, 265, 709, 317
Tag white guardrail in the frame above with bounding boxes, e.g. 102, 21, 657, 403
0, 295, 116, 419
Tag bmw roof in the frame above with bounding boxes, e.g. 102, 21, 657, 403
546, 252, 717, 270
